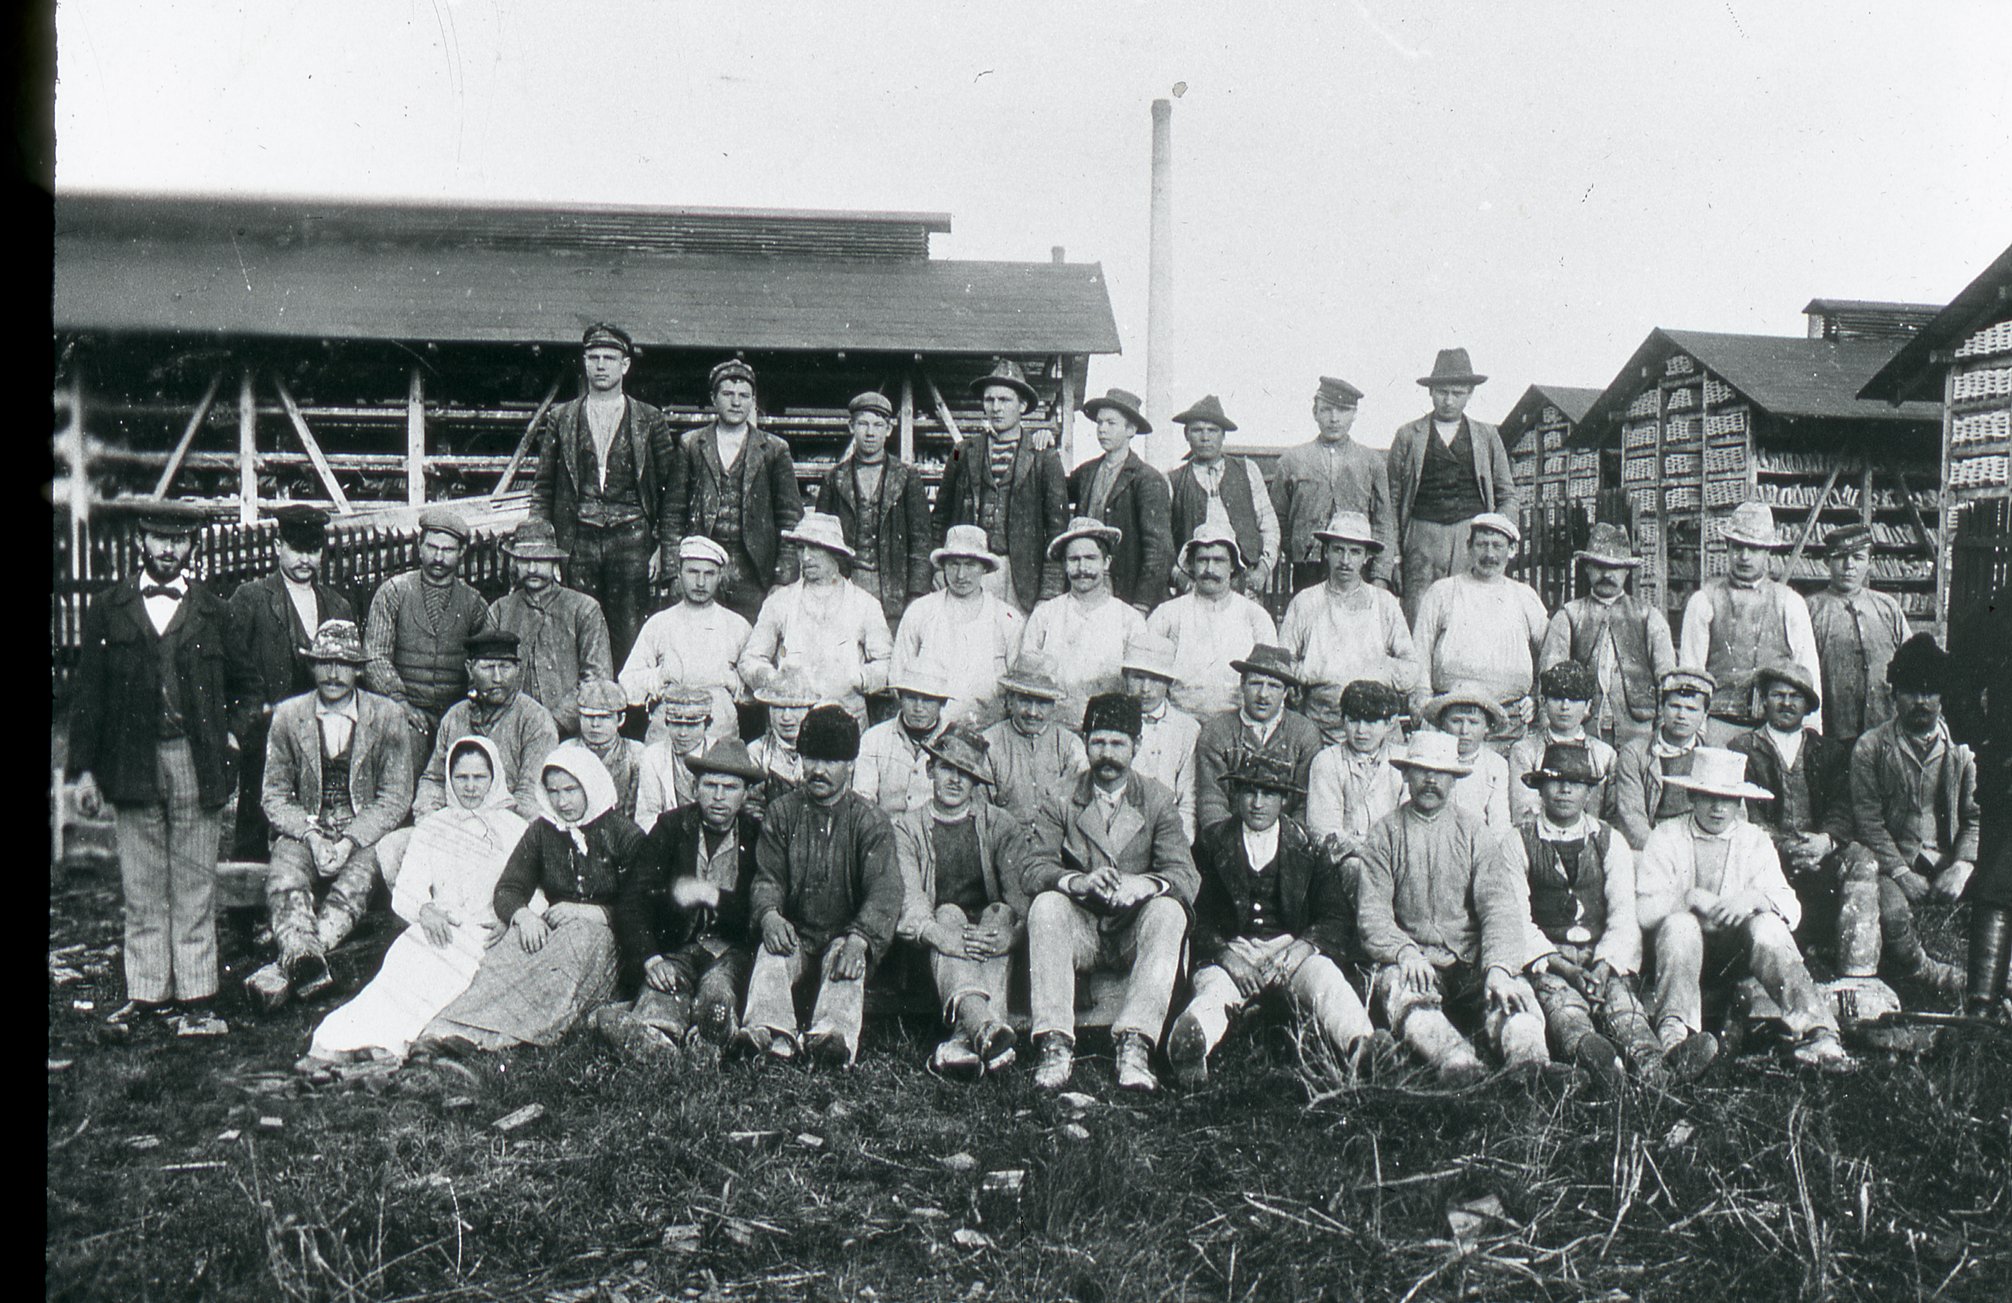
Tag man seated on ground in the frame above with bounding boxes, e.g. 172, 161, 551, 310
594, 739, 766, 1061
412, 630, 560, 820
1020, 517, 1150, 727
1511, 742, 1718, 1086
634, 686, 715, 830
1305, 679, 1408, 866
1350, 731, 1550, 1084
746, 668, 820, 818
1849, 634, 1980, 1001
735, 706, 903, 1066
1419, 685, 1512, 831
1121, 632, 1200, 842
1147, 524, 1278, 720
854, 663, 954, 819
1608, 669, 1715, 852
1025, 693, 1199, 1094
1635, 747, 1852, 1072
893, 724, 1031, 1078
1506, 661, 1617, 825
1195, 643, 1324, 831
248, 621, 415, 1012
574, 678, 645, 820
1167, 750, 1371, 1087
981, 652, 1088, 826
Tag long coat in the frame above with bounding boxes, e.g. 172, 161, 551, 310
1385, 414, 1521, 535
933, 430, 1069, 611
1190, 815, 1353, 961
816, 456, 934, 624
1066, 450, 1175, 611
528, 396, 683, 566
673, 423, 804, 588
67, 574, 246, 808
1026, 771, 1201, 906
225, 571, 356, 736
260, 688, 415, 848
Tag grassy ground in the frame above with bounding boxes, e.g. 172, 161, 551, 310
46, 861, 2012, 1303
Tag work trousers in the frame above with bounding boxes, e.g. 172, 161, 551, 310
742, 936, 870, 1063
1399, 517, 1476, 625
1648, 911, 1838, 1039
1527, 943, 1660, 1070
568, 518, 654, 665
231, 713, 274, 860
922, 902, 1013, 1025
266, 830, 380, 968
594, 938, 752, 1055
1027, 892, 1188, 1046
1181, 934, 1372, 1056
1371, 957, 1548, 1071
113, 738, 223, 1003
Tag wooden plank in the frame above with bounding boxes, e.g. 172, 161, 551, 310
1056, 358, 1078, 469
1787, 462, 1845, 565
152, 372, 223, 498
1889, 467, 1939, 554
405, 366, 426, 508
490, 374, 564, 502
1859, 465, 1874, 529
924, 372, 964, 444
273, 379, 354, 514
898, 374, 915, 464
238, 370, 259, 526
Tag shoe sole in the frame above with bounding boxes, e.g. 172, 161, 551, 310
1167, 1017, 1209, 1088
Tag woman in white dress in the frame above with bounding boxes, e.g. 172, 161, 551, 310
301, 736, 527, 1067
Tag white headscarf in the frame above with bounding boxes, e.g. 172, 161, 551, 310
434, 735, 524, 841
535, 741, 620, 855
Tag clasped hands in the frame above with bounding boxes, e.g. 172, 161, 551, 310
1685, 887, 1772, 930
1535, 951, 1616, 1000
1066, 865, 1159, 913
925, 904, 1015, 961
1219, 938, 1316, 999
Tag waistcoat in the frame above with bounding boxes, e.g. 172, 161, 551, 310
1704, 582, 1791, 720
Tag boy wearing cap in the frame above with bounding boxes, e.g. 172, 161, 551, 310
620, 534, 752, 745
248, 620, 415, 1012
1420, 688, 1513, 831
489, 519, 614, 737
227, 503, 355, 859
672, 358, 805, 623
1168, 750, 1371, 1086
1167, 396, 1280, 596
1025, 693, 1200, 1093
1148, 524, 1279, 719
1387, 350, 1521, 622
1608, 669, 1716, 852
364, 506, 493, 765
893, 724, 1032, 1076
1540, 523, 1676, 752
1410, 513, 1548, 745
1305, 680, 1408, 863
1067, 388, 1175, 612
1806, 523, 1910, 746
1635, 747, 1852, 1071
854, 664, 954, 819
1350, 731, 1550, 1083
635, 686, 715, 829
1278, 510, 1422, 700
738, 707, 903, 1065
1021, 517, 1151, 727
933, 359, 1070, 614
893, 524, 1025, 729
1677, 501, 1822, 745
1506, 662, 1617, 824
817, 392, 934, 627
1195, 644, 1325, 831
575, 678, 646, 820
738, 511, 894, 726
1272, 377, 1399, 592
1121, 632, 1200, 842
981, 652, 1090, 825
412, 630, 560, 820
526, 323, 681, 661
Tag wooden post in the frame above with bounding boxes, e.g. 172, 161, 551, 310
406, 366, 426, 508
238, 369, 259, 526
273, 379, 354, 513
1859, 464, 1874, 529
490, 373, 564, 501
1788, 463, 1845, 565
1056, 358, 1078, 469
153, 371, 223, 499
898, 374, 915, 465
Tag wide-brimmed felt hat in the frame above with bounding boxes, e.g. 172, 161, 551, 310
891, 662, 953, 699
1172, 394, 1236, 431
1753, 659, 1821, 712
1119, 632, 1178, 681
1229, 643, 1303, 689
464, 629, 520, 661
1047, 516, 1123, 560
1315, 376, 1364, 408
1313, 509, 1383, 552
755, 667, 821, 708
1468, 512, 1520, 545
923, 722, 994, 786
1083, 691, 1142, 740
304, 619, 367, 665
969, 359, 1039, 406
1391, 730, 1474, 777
1423, 684, 1510, 728
111, 496, 211, 536
798, 705, 861, 763
1225, 748, 1304, 796
575, 678, 627, 715
582, 323, 634, 356
1575, 522, 1641, 569
997, 652, 1066, 701
1662, 747, 1774, 801
1417, 348, 1488, 388
1179, 522, 1249, 572
1717, 501, 1785, 550
1821, 523, 1874, 556
417, 505, 472, 544
1081, 388, 1152, 434
782, 511, 857, 561
930, 523, 1002, 571
687, 737, 766, 783
505, 518, 570, 561
1521, 740, 1601, 789
1887, 632, 1952, 694
1660, 667, 1717, 700
848, 391, 894, 419
273, 503, 331, 551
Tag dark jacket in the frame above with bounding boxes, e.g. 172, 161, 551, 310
1607, 738, 1696, 852
1194, 709, 1325, 831
67, 574, 246, 807
893, 801, 1034, 943
1386, 414, 1521, 535
528, 396, 683, 566
1727, 727, 1854, 849
933, 429, 1069, 611
260, 688, 414, 848
817, 456, 934, 624
225, 571, 356, 735
1191, 815, 1353, 961
633, 805, 764, 953
1850, 720, 1982, 874
672, 423, 805, 588
750, 789, 903, 962
1067, 450, 1175, 611
493, 811, 652, 982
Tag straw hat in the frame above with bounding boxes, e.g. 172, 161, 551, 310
782, 511, 857, 561
1717, 502, 1785, 550
755, 667, 821, 708
997, 652, 1066, 702
1313, 510, 1382, 552
1047, 516, 1124, 559
1391, 731, 1474, 776
1179, 522, 1249, 572
1423, 684, 1510, 728
930, 523, 1002, 571
1662, 747, 1774, 801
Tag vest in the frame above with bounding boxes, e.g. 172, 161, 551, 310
1569, 598, 1658, 722
1239, 846, 1288, 939
319, 748, 354, 827
1171, 459, 1264, 571
978, 435, 1021, 555
712, 438, 748, 544
576, 406, 645, 529
1412, 423, 1489, 524
1703, 581, 1793, 721
1518, 822, 1614, 943
851, 463, 886, 568
387, 575, 481, 715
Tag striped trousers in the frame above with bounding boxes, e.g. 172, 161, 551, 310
112, 738, 222, 1002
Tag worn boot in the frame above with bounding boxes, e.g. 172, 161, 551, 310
1166, 1011, 1210, 1088
1881, 878, 1966, 1002
244, 962, 294, 1012
1032, 1033, 1075, 1091
1113, 1031, 1159, 1093
1662, 1030, 1721, 1083
1790, 1026, 1854, 1074
1572, 1034, 1627, 1091
1966, 906, 2010, 1017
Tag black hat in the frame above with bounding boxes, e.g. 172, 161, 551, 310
1521, 741, 1603, 789
582, 323, 634, 356
798, 705, 861, 762
1225, 748, 1304, 796
1887, 633, 1952, 695
463, 629, 521, 661
1538, 660, 1598, 702
1339, 679, 1406, 722
115, 497, 210, 536
1082, 692, 1142, 740
709, 356, 756, 392
273, 504, 331, 551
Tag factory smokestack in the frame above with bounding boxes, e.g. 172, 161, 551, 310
1146, 97, 1175, 466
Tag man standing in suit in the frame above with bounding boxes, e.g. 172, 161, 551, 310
816, 391, 934, 629
226, 504, 355, 859
672, 357, 805, 623
526, 324, 681, 663
1386, 349, 1521, 622
69, 499, 250, 1036
932, 359, 1069, 614
1066, 387, 1174, 612
1272, 376, 1398, 593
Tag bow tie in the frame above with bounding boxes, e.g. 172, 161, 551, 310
141, 584, 184, 601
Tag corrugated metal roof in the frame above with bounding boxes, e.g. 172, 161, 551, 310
1860, 243, 2012, 403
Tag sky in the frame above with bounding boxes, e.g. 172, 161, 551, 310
54, 0, 2012, 464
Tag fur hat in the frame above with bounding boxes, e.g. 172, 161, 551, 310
1887, 632, 1952, 694
797, 705, 861, 763
1082, 692, 1142, 740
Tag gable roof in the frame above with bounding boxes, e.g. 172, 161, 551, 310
1500, 384, 1602, 442
1859, 242, 2012, 403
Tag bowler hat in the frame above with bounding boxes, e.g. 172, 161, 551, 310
997, 652, 1066, 702
1753, 659, 1821, 713
582, 323, 634, 356
304, 619, 367, 665
1390, 731, 1474, 777
505, 518, 570, 561
687, 737, 767, 783
782, 511, 857, 561
273, 504, 331, 551
1046, 516, 1123, 560
1225, 748, 1305, 796
1717, 501, 1785, 550
1080, 388, 1152, 435
1574, 522, 1641, 569
1521, 741, 1601, 789
969, 359, 1039, 406
1172, 394, 1237, 431
464, 629, 520, 661
1179, 522, 1249, 572
1417, 348, 1488, 388
798, 704, 861, 763
1662, 747, 1774, 801
923, 723, 995, 786
1424, 684, 1510, 728
1229, 643, 1303, 689
1313, 509, 1383, 552
1315, 376, 1364, 408
930, 523, 1002, 571
1082, 692, 1142, 740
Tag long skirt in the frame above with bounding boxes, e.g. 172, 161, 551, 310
309, 921, 490, 1060
422, 914, 617, 1050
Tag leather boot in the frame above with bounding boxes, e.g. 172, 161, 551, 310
1967, 906, 2011, 1016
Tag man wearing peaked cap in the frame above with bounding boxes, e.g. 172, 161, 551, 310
364, 507, 493, 768
1168, 395, 1281, 597
1148, 522, 1280, 721
410, 627, 560, 822
933, 358, 1070, 614
981, 651, 1090, 826
620, 533, 754, 748
1195, 643, 1324, 831
490, 518, 614, 738
1278, 509, 1422, 703
1120, 631, 1201, 842
1678, 501, 1822, 745
892, 522, 1026, 730
1021, 516, 1150, 729
1068, 388, 1175, 612
852, 662, 956, 819
816, 392, 934, 628
1540, 522, 1676, 752
1805, 521, 1910, 746
738, 511, 894, 727
1386, 349, 1521, 622
1272, 375, 1400, 593
525, 322, 680, 663
633, 685, 717, 829
672, 355, 806, 624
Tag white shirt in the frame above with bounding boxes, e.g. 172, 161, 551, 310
739, 578, 894, 724
1241, 821, 1280, 871
620, 600, 753, 744
1133, 702, 1200, 841
140, 575, 188, 636
1238, 711, 1281, 747
282, 574, 320, 642
892, 589, 1025, 729
584, 394, 626, 488
1279, 582, 1422, 697
1766, 724, 1806, 772
315, 693, 360, 759
1020, 588, 1149, 727
1147, 590, 1278, 719
714, 423, 749, 474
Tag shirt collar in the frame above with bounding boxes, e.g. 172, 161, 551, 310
1240, 711, 1281, 740
1537, 812, 1599, 841
314, 693, 359, 721
1652, 734, 1697, 760
1242, 821, 1280, 866
1688, 819, 1734, 844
